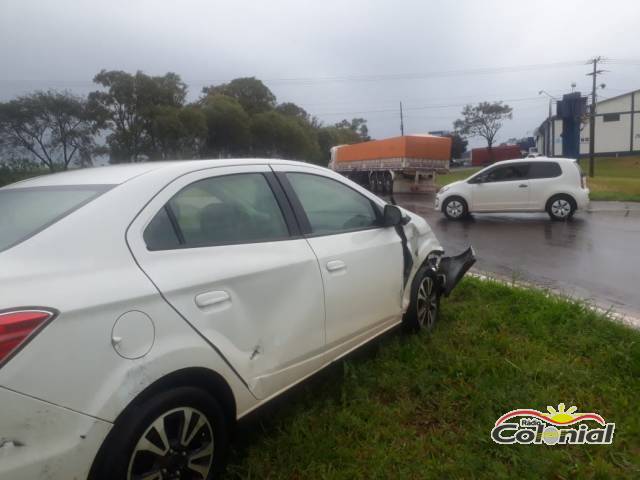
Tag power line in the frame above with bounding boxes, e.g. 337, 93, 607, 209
0, 59, 588, 89
313, 95, 547, 117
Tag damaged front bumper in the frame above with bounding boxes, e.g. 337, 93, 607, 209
437, 246, 476, 296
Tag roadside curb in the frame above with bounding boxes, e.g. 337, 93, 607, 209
586, 201, 640, 213
467, 270, 640, 329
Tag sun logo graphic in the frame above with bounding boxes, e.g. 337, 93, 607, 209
491, 403, 615, 445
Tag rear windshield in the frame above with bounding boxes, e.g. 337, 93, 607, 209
0, 185, 112, 252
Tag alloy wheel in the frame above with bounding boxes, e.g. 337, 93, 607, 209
551, 199, 571, 218
416, 276, 438, 330
446, 200, 464, 218
127, 407, 214, 480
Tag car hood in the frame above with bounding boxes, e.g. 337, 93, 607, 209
438, 180, 464, 192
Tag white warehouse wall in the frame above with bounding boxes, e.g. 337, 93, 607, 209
552, 119, 563, 156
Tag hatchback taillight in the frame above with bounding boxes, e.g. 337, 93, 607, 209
0, 309, 55, 364
581, 175, 586, 189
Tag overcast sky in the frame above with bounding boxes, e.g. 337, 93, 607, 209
2, 0, 639, 147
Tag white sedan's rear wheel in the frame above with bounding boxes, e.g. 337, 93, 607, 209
92, 387, 229, 480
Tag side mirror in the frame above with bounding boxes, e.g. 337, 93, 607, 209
382, 204, 403, 227
470, 175, 485, 184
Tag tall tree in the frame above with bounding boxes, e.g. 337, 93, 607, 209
88, 70, 187, 162
150, 105, 207, 159
202, 77, 276, 115
0, 90, 98, 172
251, 111, 317, 159
454, 102, 512, 153
201, 94, 251, 157
334, 118, 371, 141
444, 132, 468, 159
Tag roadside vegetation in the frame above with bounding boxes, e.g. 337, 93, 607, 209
436, 156, 640, 202
579, 156, 640, 202
224, 278, 640, 479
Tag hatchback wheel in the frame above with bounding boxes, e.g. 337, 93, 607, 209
404, 266, 440, 333
546, 194, 575, 221
92, 387, 229, 480
442, 196, 468, 220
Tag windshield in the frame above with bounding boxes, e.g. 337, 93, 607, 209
0, 185, 112, 252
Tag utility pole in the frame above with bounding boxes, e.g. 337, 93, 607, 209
539, 90, 555, 156
586, 56, 605, 177
399, 101, 405, 136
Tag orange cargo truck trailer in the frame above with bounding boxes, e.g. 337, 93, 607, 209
329, 134, 452, 194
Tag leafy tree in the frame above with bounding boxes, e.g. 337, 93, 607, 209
0, 90, 98, 172
202, 77, 276, 115
444, 132, 468, 159
89, 70, 187, 162
201, 94, 251, 157
276, 102, 310, 122
251, 111, 316, 159
454, 102, 512, 152
335, 117, 371, 141
151, 105, 207, 159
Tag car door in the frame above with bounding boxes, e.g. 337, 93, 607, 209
126, 165, 326, 399
471, 163, 530, 211
272, 164, 404, 351
526, 161, 563, 210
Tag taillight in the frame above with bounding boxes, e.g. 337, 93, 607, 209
0, 309, 55, 365
581, 175, 586, 189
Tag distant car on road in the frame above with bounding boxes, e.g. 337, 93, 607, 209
435, 157, 589, 220
0, 159, 474, 480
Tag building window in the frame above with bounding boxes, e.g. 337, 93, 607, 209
603, 113, 620, 122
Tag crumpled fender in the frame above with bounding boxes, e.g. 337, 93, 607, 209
437, 247, 476, 296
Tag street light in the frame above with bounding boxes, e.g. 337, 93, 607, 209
539, 90, 556, 156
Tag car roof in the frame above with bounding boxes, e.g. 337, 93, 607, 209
1, 158, 320, 189
487, 157, 576, 168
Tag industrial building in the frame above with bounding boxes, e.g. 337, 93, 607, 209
535, 89, 640, 158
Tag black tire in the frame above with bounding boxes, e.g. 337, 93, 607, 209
442, 196, 468, 220
92, 387, 229, 480
546, 194, 576, 221
382, 172, 393, 194
403, 266, 441, 333
369, 172, 378, 193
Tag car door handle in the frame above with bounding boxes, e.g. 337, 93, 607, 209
326, 260, 346, 272
518, 184, 528, 188
195, 290, 230, 308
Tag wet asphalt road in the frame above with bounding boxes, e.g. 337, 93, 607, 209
394, 194, 640, 318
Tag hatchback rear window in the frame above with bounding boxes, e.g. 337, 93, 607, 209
0, 185, 112, 252
529, 161, 562, 179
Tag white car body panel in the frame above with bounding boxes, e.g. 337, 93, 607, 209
0, 158, 449, 479
127, 164, 326, 400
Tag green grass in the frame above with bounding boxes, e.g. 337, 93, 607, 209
435, 167, 480, 188
224, 278, 640, 479
579, 157, 640, 202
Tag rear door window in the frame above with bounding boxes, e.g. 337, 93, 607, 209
528, 161, 562, 179
0, 185, 112, 252
144, 173, 289, 250
484, 164, 530, 182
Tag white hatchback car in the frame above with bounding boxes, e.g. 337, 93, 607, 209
435, 157, 589, 220
0, 159, 474, 480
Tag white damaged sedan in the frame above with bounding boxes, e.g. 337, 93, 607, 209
0, 159, 474, 480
